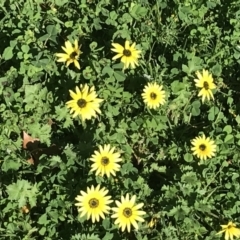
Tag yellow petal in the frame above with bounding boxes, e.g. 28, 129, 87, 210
74, 59, 80, 69
112, 53, 123, 60
111, 43, 124, 53
125, 40, 130, 50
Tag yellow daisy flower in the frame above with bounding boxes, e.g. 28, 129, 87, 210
75, 185, 113, 223
90, 144, 122, 178
191, 135, 216, 160
111, 40, 141, 69
111, 194, 146, 232
142, 82, 166, 109
194, 69, 216, 102
66, 84, 103, 121
56, 39, 82, 69
216, 221, 240, 240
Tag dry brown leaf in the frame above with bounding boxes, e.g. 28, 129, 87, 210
23, 131, 40, 149
48, 118, 55, 126
27, 157, 34, 165
23, 131, 61, 166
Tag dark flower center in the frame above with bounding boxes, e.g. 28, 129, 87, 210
70, 51, 78, 59
150, 92, 157, 100
199, 144, 206, 151
101, 156, 109, 166
203, 81, 209, 90
123, 49, 131, 57
77, 99, 87, 108
89, 198, 99, 208
123, 208, 132, 218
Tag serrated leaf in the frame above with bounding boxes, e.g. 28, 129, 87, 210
6, 180, 38, 207
2, 158, 21, 172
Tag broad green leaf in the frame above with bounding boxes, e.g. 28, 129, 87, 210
113, 71, 126, 82
2, 46, 13, 60
130, 4, 148, 20
184, 153, 193, 162
224, 134, 234, 144
46, 25, 58, 36
21, 45, 30, 53
223, 125, 232, 134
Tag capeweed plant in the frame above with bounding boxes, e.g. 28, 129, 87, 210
1, 0, 240, 240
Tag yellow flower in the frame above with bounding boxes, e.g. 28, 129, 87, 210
216, 221, 240, 240
66, 84, 103, 121
56, 40, 82, 69
142, 82, 166, 109
75, 185, 113, 223
194, 69, 216, 102
111, 40, 141, 69
90, 144, 122, 178
148, 217, 157, 228
191, 135, 216, 160
111, 194, 146, 232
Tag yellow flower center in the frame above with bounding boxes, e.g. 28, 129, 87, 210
150, 92, 157, 100
101, 156, 109, 166
123, 207, 132, 218
199, 144, 206, 151
77, 99, 87, 108
203, 81, 209, 90
89, 198, 99, 208
123, 49, 131, 57
70, 51, 78, 59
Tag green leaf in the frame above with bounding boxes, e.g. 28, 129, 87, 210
113, 71, 126, 82
184, 153, 193, 162
130, 4, 148, 20
55, 0, 68, 6
46, 25, 58, 36
208, 106, 219, 121
39, 227, 46, 236
223, 125, 232, 134
102, 232, 114, 240
191, 100, 200, 116
182, 64, 189, 74
6, 180, 38, 208
102, 66, 114, 77
121, 162, 136, 175
212, 63, 222, 76
89, 41, 98, 50
2, 46, 13, 60
38, 214, 48, 225
21, 45, 30, 53
224, 134, 234, 144
102, 218, 110, 230
3, 87, 15, 104
2, 158, 21, 172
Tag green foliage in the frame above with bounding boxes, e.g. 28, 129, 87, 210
1, 0, 240, 239
6, 180, 38, 208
